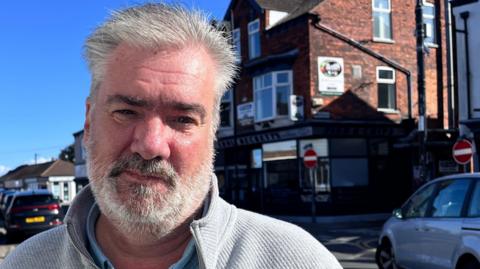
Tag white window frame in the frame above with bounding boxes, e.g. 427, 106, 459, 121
372, 0, 393, 42
248, 19, 260, 59
423, 1, 436, 46
220, 89, 234, 129
253, 71, 292, 122
232, 28, 241, 63
376, 66, 397, 112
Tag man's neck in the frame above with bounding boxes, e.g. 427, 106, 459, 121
95, 214, 193, 269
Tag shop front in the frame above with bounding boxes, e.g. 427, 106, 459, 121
215, 122, 409, 215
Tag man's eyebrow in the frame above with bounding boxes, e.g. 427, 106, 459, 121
172, 102, 207, 122
106, 94, 152, 108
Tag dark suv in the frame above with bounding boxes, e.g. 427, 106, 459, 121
4, 190, 63, 236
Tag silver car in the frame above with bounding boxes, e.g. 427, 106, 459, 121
376, 173, 480, 269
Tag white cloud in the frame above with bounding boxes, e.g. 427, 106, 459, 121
27, 156, 54, 165
0, 165, 10, 177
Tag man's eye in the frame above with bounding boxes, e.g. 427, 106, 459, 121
115, 109, 136, 115
112, 109, 138, 120
176, 116, 197, 125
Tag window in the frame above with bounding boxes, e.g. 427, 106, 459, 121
220, 90, 233, 128
373, 0, 392, 41
253, 71, 292, 122
431, 179, 470, 218
468, 181, 480, 217
377, 67, 396, 110
262, 141, 298, 189
232, 28, 241, 62
403, 183, 436, 218
423, 1, 436, 45
248, 19, 260, 59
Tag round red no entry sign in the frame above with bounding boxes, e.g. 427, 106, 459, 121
452, 139, 473, 165
304, 149, 318, 168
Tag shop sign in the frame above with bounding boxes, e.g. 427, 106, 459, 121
216, 127, 314, 149
237, 102, 254, 126
300, 139, 328, 157
318, 57, 344, 95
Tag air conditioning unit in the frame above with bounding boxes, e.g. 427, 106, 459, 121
290, 95, 304, 121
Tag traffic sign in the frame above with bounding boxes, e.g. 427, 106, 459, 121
303, 149, 318, 168
452, 139, 473, 165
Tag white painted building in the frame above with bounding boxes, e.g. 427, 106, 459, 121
0, 160, 76, 204
452, 0, 480, 171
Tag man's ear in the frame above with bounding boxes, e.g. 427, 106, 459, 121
83, 97, 92, 142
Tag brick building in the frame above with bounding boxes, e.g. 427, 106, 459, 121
215, 0, 457, 215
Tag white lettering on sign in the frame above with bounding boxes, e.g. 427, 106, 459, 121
454, 148, 473, 156
304, 156, 317, 161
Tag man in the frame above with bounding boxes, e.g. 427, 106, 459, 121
2, 3, 342, 269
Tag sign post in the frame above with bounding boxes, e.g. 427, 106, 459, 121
453, 139, 474, 172
304, 149, 318, 223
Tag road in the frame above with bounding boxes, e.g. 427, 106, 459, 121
296, 220, 383, 269
0, 219, 383, 268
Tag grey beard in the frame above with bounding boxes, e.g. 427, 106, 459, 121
86, 148, 212, 240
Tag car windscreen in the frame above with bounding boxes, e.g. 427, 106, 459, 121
13, 195, 55, 206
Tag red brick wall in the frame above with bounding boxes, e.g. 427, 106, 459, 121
308, 0, 448, 125
228, 0, 449, 129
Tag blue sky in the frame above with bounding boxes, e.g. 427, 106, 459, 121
0, 0, 230, 175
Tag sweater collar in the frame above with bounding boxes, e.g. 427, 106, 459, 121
64, 174, 236, 269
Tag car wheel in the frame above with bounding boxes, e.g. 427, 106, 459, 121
376, 240, 400, 269
462, 259, 480, 269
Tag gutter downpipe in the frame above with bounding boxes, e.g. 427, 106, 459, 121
445, 0, 456, 129
459, 11, 472, 120
312, 16, 413, 119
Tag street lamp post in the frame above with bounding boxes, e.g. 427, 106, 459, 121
415, 0, 428, 184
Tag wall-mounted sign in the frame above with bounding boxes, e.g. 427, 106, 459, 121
300, 139, 328, 157
237, 102, 254, 126
289, 95, 304, 121
318, 57, 344, 95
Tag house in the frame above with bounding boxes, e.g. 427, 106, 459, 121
451, 0, 480, 171
215, 0, 454, 215
73, 130, 89, 192
0, 160, 76, 204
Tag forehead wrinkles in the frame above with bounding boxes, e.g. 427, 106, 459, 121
134, 65, 204, 86
104, 44, 212, 91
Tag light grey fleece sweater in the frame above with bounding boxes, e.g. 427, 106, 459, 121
1, 178, 342, 269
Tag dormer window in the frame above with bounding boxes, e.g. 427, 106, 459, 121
248, 19, 261, 59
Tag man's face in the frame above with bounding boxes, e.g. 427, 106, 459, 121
84, 44, 217, 237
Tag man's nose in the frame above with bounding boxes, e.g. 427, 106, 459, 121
130, 117, 171, 160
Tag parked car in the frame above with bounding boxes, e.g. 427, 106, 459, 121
4, 190, 63, 237
0, 190, 16, 218
376, 173, 480, 269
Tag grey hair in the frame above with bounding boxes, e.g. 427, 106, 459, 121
84, 3, 237, 133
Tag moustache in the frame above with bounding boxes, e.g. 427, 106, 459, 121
108, 154, 177, 188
